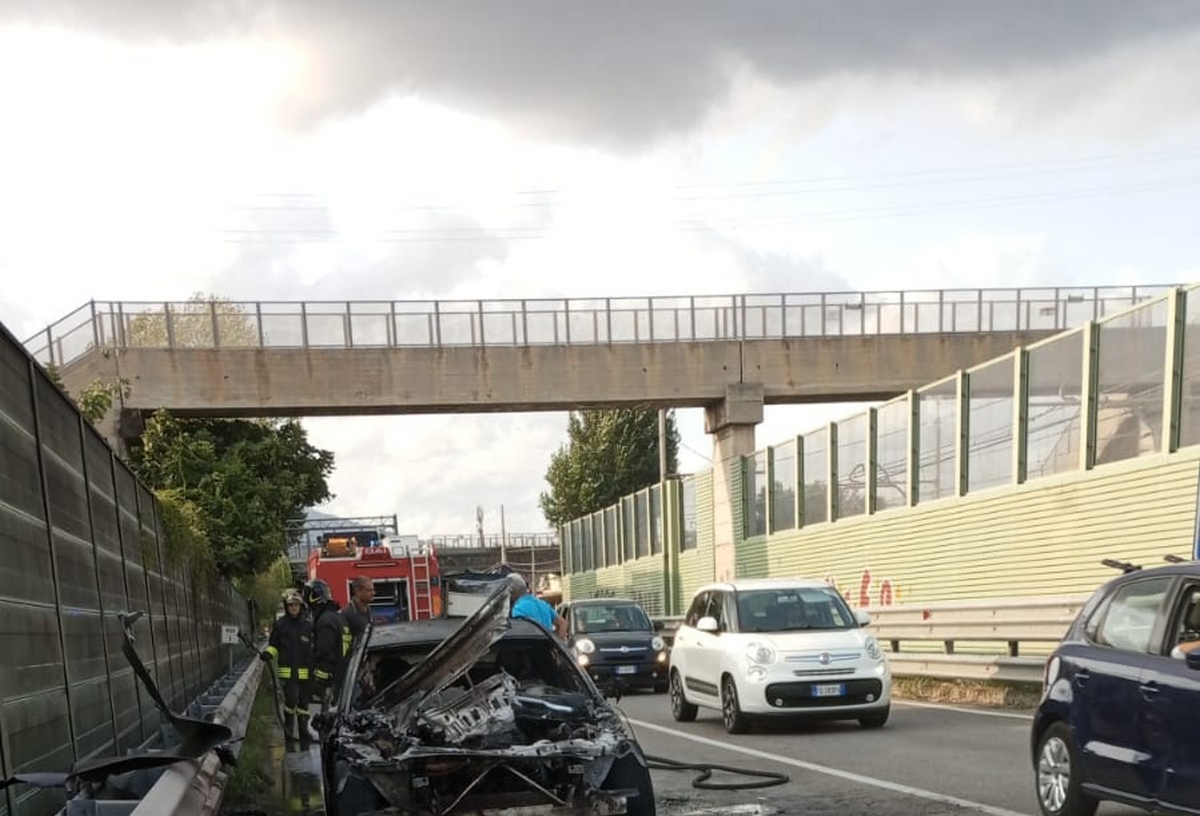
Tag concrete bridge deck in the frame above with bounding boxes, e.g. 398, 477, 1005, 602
25, 286, 1168, 423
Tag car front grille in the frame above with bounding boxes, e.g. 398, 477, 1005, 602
763, 679, 884, 708
790, 668, 853, 677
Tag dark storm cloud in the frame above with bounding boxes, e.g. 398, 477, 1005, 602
7, 2, 1199, 144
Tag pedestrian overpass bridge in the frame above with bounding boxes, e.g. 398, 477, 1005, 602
29, 286, 1159, 425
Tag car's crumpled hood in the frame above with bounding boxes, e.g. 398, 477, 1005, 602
364, 581, 512, 710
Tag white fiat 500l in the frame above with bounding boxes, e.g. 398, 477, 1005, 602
668, 579, 891, 734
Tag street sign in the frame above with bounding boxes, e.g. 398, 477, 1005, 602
220, 625, 239, 645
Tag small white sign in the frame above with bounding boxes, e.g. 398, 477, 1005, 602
220, 625, 239, 645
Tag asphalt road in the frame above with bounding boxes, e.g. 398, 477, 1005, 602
616, 693, 1146, 816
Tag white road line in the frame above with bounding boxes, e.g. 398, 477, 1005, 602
894, 699, 1034, 720
629, 719, 1032, 816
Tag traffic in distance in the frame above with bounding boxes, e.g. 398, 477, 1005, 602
308, 552, 1200, 815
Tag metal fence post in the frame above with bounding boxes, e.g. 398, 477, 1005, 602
27, 364, 82, 764
164, 302, 176, 348
256, 303, 265, 347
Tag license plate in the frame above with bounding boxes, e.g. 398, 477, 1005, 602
616, 665, 637, 675
812, 683, 845, 697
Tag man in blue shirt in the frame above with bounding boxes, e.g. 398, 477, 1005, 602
508, 573, 567, 639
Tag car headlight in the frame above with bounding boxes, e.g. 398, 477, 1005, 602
651, 636, 665, 651
745, 641, 776, 665
864, 635, 883, 661
575, 637, 596, 655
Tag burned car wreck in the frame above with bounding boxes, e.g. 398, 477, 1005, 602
322, 586, 657, 816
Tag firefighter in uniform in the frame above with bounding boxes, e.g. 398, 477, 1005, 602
306, 578, 351, 712
261, 589, 313, 747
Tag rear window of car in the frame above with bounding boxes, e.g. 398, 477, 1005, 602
735, 587, 854, 632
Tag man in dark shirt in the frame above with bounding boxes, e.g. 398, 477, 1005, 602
342, 575, 375, 637
341, 576, 376, 700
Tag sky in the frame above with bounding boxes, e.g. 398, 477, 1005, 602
2, 2, 1200, 538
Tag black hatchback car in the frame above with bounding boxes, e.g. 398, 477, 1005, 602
1032, 558, 1200, 816
321, 586, 657, 816
557, 598, 669, 693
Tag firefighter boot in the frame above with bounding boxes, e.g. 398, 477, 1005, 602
283, 713, 297, 749
298, 714, 312, 748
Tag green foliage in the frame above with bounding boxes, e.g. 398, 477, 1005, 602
235, 556, 297, 630
76, 378, 129, 424
155, 489, 218, 585
45, 359, 129, 425
539, 408, 679, 527
128, 410, 334, 579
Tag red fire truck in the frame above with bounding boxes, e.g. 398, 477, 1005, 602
307, 533, 443, 624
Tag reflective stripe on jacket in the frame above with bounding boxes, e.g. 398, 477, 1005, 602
267, 614, 313, 682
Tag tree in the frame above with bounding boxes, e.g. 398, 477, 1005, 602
126, 292, 260, 348
44, 361, 129, 425
128, 410, 335, 578
539, 408, 679, 527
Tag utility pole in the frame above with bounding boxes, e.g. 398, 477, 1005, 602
476, 505, 484, 549
658, 408, 668, 481
500, 504, 508, 564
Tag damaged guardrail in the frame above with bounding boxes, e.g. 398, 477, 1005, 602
129, 652, 264, 816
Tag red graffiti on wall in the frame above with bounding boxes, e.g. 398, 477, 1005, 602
827, 568, 902, 607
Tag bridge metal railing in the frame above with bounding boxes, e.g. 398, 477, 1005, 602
23, 285, 1174, 368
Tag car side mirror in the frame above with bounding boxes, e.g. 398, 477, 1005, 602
696, 616, 719, 633
654, 619, 665, 631
855, 609, 872, 627
1186, 651, 1200, 671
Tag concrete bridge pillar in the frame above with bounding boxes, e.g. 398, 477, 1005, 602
704, 383, 763, 582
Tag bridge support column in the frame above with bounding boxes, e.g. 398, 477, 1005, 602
704, 383, 763, 583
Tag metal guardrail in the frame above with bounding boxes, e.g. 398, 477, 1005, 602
24, 286, 1173, 368
130, 649, 263, 816
866, 595, 1089, 684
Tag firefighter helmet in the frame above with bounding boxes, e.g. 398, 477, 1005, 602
305, 578, 332, 607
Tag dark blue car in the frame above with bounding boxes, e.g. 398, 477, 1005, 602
1032, 558, 1200, 816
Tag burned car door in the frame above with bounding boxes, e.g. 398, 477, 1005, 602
322, 584, 657, 816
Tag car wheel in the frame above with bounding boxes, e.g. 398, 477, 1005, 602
669, 670, 697, 722
1035, 722, 1098, 816
858, 706, 889, 728
721, 675, 750, 734
603, 754, 657, 816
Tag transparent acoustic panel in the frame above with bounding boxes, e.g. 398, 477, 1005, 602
874, 398, 909, 512
1094, 298, 1169, 465
1026, 331, 1084, 481
836, 414, 868, 518
967, 355, 1015, 493
918, 378, 957, 502
802, 428, 829, 525
770, 440, 797, 532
